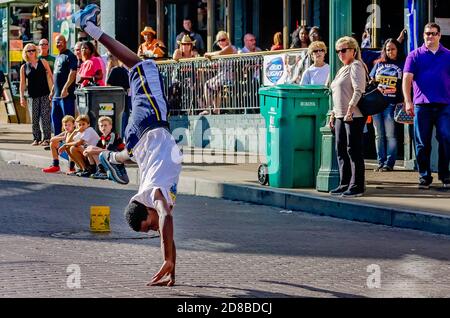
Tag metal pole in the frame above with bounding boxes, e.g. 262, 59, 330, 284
207, 0, 215, 52
156, 0, 165, 44
283, 0, 289, 49
329, 0, 352, 78
428, 0, 433, 22
316, 0, 352, 192
227, 0, 234, 41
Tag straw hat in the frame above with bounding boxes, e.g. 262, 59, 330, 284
141, 26, 156, 36
177, 34, 196, 46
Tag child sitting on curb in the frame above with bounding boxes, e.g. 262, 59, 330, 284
63, 114, 100, 176
83, 116, 125, 179
42, 115, 78, 174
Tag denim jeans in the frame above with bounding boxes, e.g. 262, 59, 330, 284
51, 97, 75, 135
372, 103, 397, 168
414, 103, 450, 182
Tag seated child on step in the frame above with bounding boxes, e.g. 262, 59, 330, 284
83, 116, 125, 179
42, 115, 77, 174
64, 114, 100, 177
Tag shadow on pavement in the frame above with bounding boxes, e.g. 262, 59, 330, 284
2, 179, 450, 263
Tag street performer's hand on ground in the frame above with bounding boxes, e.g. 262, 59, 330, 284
147, 261, 175, 286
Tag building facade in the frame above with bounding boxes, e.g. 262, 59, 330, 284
1, 0, 448, 93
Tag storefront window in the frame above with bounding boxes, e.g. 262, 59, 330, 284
0, 7, 8, 73
51, 0, 76, 55
215, 0, 226, 32
9, 5, 32, 94
7, 3, 49, 95
50, 0, 100, 55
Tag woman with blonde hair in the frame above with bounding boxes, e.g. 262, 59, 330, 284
201, 31, 238, 115
300, 41, 330, 85
19, 43, 53, 146
271, 32, 283, 51
329, 36, 367, 197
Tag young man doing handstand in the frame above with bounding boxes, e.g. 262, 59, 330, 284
73, 4, 182, 287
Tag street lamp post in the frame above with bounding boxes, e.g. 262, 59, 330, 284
316, 0, 352, 192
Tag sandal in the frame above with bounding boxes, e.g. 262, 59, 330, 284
40, 140, 50, 147
31, 140, 40, 146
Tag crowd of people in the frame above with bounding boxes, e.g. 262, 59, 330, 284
17, 16, 449, 196
12, 3, 450, 286
328, 23, 449, 197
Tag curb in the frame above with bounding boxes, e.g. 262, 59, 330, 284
182, 177, 450, 236
1, 149, 450, 236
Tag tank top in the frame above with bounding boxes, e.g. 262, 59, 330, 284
25, 60, 50, 98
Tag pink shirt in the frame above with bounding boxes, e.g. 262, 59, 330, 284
78, 57, 105, 87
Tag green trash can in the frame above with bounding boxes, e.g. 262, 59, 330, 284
259, 85, 329, 188
75, 86, 125, 135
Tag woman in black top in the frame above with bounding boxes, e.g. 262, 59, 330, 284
20, 43, 54, 146
106, 53, 130, 138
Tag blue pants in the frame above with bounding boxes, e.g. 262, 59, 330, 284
121, 95, 132, 139
52, 97, 75, 135
414, 103, 450, 182
372, 103, 397, 168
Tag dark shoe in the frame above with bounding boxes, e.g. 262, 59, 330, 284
374, 165, 384, 172
381, 166, 393, 172
90, 171, 108, 180
67, 169, 82, 176
99, 151, 129, 185
77, 170, 92, 178
329, 185, 348, 196
442, 178, 450, 189
418, 177, 433, 190
342, 188, 364, 198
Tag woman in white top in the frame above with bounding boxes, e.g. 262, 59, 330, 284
300, 41, 330, 85
329, 36, 367, 198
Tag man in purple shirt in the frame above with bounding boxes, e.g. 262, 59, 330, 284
403, 23, 450, 189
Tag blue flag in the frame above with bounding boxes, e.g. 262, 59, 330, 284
407, 0, 419, 52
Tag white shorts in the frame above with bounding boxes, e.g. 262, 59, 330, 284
130, 128, 183, 209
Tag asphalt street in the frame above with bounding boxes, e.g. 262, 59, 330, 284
1, 161, 450, 298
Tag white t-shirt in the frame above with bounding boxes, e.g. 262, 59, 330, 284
130, 128, 183, 209
300, 63, 330, 85
74, 127, 100, 146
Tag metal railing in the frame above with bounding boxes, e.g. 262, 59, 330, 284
156, 49, 306, 115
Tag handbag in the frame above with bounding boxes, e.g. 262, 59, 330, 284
394, 103, 414, 124
358, 68, 388, 117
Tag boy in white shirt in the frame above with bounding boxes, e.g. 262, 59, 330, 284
62, 114, 100, 176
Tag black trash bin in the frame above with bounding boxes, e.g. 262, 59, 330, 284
75, 86, 125, 135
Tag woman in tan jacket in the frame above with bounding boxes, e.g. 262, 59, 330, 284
329, 36, 367, 197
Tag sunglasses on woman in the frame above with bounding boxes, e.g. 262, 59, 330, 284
312, 49, 325, 53
27, 50, 37, 53
335, 48, 352, 54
